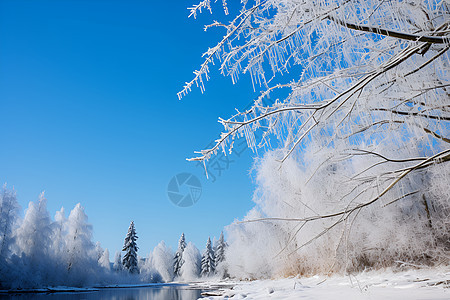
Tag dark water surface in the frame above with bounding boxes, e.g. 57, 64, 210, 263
0, 285, 204, 300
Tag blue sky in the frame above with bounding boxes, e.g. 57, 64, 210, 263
0, 0, 260, 255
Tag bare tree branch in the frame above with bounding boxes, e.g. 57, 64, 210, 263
327, 16, 449, 44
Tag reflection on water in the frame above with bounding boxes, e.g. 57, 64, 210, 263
0, 285, 203, 300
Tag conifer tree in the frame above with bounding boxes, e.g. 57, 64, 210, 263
180, 242, 201, 281
122, 221, 139, 274
99, 248, 110, 271
113, 251, 123, 272
15, 192, 53, 282
173, 232, 186, 277
65, 203, 97, 285
52, 207, 66, 260
201, 237, 215, 277
153, 241, 174, 282
215, 231, 226, 266
0, 185, 19, 260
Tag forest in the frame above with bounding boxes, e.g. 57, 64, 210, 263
0, 186, 226, 289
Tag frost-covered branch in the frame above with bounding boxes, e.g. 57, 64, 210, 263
182, 0, 450, 275
328, 16, 449, 44
238, 148, 450, 225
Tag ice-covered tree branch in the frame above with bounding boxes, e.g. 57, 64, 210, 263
181, 0, 450, 275
327, 16, 449, 44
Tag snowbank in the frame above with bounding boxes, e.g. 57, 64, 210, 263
199, 268, 449, 299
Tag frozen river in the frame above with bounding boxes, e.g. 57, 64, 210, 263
0, 285, 204, 300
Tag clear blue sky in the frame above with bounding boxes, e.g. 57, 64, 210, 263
0, 0, 259, 256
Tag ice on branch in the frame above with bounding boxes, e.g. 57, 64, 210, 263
181, 0, 450, 276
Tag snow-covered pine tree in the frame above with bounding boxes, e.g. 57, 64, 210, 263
215, 231, 226, 266
0, 185, 19, 261
153, 241, 174, 282
52, 207, 66, 260
99, 248, 110, 271
95, 241, 103, 262
15, 192, 54, 287
201, 237, 215, 277
180, 242, 201, 281
65, 203, 97, 286
52, 207, 67, 278
173, 232, 186, 277
122, 221, 139, 274
0, 185, 20, 289
113, 251, 123, 272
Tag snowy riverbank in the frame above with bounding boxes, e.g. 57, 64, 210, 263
197, 267, 449, 299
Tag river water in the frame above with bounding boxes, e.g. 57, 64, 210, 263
0, 285, 204, 300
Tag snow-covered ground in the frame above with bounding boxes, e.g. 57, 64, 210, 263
198, 268, 449, 299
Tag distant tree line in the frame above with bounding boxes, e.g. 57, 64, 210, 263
0, 185, 228, 289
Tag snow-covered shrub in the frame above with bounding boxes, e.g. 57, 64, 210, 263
224, 142, 450, 278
